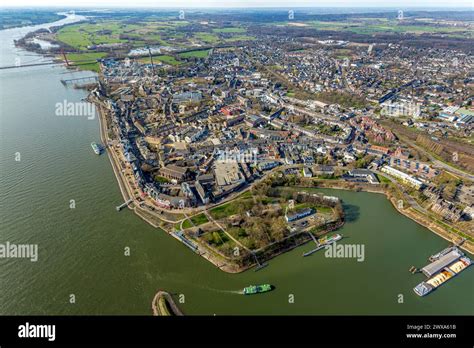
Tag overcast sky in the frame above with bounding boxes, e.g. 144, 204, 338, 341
3, 0, 473, 8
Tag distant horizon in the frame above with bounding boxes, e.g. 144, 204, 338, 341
1, 1, 472, 10
2, 6, 474, 9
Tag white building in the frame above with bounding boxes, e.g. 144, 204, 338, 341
381, 165, 423, 189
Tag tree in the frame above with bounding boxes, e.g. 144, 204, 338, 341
237, 199, 253, 217
270, 217, 287, 241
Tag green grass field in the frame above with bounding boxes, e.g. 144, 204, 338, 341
209, 202, 239, 220
305, 19, 470, 37
56, 20, 243, 52
194, 32, 220, 43
64, 52, 107, 72
139, 54, 181, 66
191, 213, 209, 225
178, 49, 210, 58
182, 213, 209, 229
56, 22, 131, 50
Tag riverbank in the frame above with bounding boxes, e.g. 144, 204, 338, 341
94, 99, 350, 273
95, 100, 247, 273
304, 180, 474, 255
3, 10, 472, 317
97, 94, 473, 269
0, 11, 66, 31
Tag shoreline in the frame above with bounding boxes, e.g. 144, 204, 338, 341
95, 101, 245, 273
95, 100, 348, 273
97, 100, 474, 266
308, 181, 474, 255
10, 7, 473, 260
97, 99, 474, 266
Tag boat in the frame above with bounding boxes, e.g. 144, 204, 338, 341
91, 142, 102, 155
243, 284, 273, 295
321, 233, 342, 245
413, 281, 434, 296
428, 246, 455, 262
172, 231, 198, 253
303, 233, 342, 257
413, 255, 471, 297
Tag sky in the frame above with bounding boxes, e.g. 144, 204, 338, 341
3, 0, 473, 8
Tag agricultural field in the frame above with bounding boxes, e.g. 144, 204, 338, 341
194, 32, 220, 43
62, 52, 107, 72
52, 19, 256, 72
178, 49, 211, 59
55, 20, 193, 51
55, 20, 254, 53
56, 21, 131, 50
212, 27, 247, 33
273, 18, 472, 38
138, 54, 181, 66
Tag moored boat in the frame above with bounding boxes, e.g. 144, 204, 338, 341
303, 233, 343, 257
413, 254, 471, 297
91, 142, 102, 155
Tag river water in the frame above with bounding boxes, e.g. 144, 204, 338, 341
0, 15, 472, 315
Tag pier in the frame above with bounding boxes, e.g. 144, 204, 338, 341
303, 233, 342, 257
116, 199, 133, 211
251, 251, 268, 271
151, 291, 183, 316
302, 232, 323, 257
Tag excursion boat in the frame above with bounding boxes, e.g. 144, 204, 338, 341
91, 142, 102, 155
243, 284, 273, 295
320, 233, 342, 245
302, 233, 343, 257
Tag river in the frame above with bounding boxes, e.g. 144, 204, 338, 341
0, 14, 472, 315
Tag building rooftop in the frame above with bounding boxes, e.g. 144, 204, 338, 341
421, 249, 463, 277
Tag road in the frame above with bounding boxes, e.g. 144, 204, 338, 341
374, 170, 428, 213
394, 129, 474, 181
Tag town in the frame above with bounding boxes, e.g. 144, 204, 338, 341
2, 4, 474, 328
78, 18, 474, 270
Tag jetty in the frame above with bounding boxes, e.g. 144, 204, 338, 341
303, 233, 342, 257
302, 232, 323, 257
152, 291, 183, 316
116, 199, 133, 211
251, 251, 268, 271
